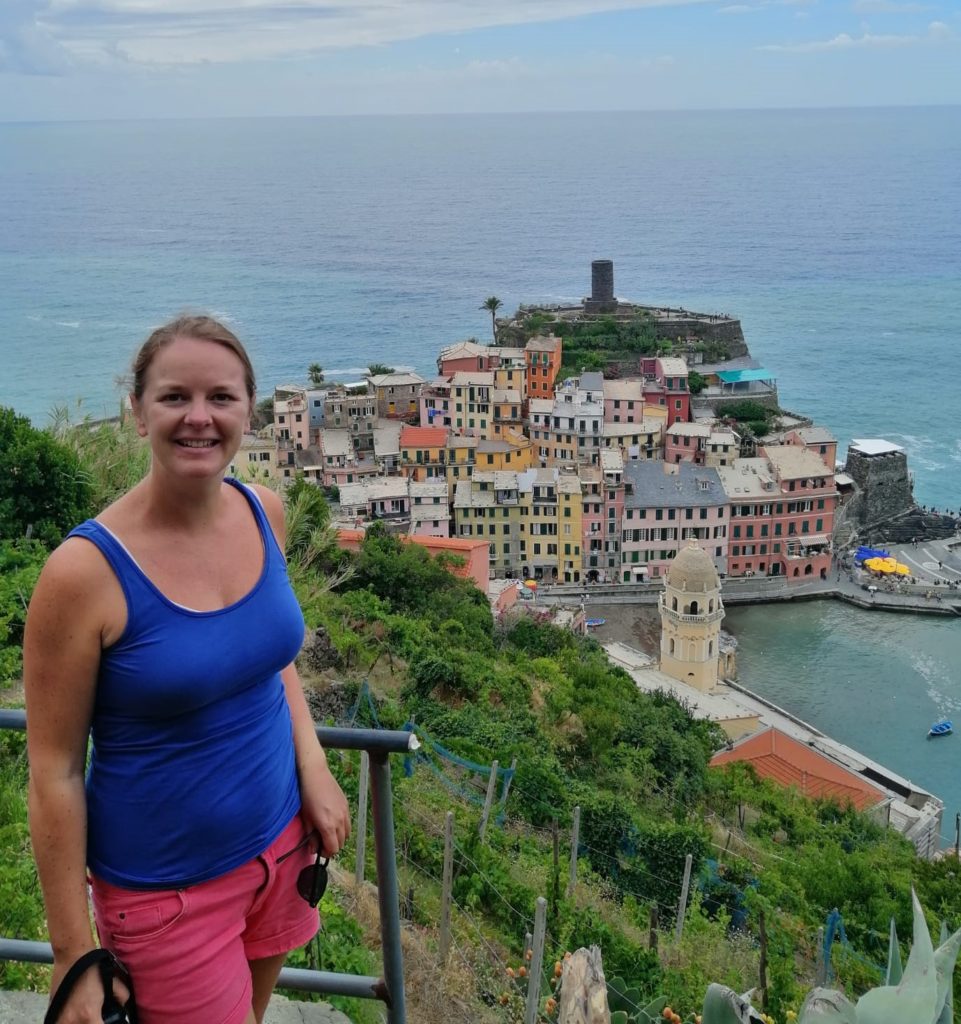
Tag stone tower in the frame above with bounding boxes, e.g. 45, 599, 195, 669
584, 259, 618, 313
659, 543, 725, 693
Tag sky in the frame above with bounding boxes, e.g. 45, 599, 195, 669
0, 0, 959, 121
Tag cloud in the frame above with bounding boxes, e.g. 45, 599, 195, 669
851, 0, 932, 11
11, 0, 709, 68
0, 0, 74, 74
717, 5, 753, 13
758, 18, 953, 50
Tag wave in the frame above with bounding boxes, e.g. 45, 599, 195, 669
911, 650, 961, 717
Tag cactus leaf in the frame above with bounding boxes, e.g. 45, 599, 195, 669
885, 918, 902, 987
702, 984, 762, 1024
798, 987, 857, 1024
611, 1012, 630, 1024
933, 920, 961, 1024
856, 891, 938, 1024
645, 996, 670, 1018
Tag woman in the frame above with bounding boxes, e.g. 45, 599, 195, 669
24, 315, 350, 1024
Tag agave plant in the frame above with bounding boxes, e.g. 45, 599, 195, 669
700, 893, 961, 1024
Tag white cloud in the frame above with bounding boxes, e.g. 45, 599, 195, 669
758, 19, 953, 50
852, 0, 931, 12
717, 4, 753, 13
12, 0, 710, 69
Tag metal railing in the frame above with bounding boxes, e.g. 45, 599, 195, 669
0, 708, 415, 1024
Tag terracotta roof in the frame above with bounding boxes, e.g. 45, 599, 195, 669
400, 426, 449, 447
710, 727, 886, 811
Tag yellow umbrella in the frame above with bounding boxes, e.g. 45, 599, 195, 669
864, 557, 895, 573
523, 579, 538, 590
894, 563, 911, 575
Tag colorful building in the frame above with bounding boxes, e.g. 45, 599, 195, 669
621, 461, 729, 581
399, 425, 449, 481
368, 371, 424, 420
525, 336, 563, 401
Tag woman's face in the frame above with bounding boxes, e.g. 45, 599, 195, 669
132, 335, 253, 480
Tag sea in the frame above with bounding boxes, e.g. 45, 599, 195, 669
2, 107, 960, 832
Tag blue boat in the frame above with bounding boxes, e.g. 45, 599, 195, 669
928, 719, 953, 738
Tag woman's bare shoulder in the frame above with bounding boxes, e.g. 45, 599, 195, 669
247, 483, 286, 540
33, 536, 117, 607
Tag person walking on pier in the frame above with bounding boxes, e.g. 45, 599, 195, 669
24, 315, 350, 1024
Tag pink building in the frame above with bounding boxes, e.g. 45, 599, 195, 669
717, 446, 837, 580
602, 379, 646, 424
784, 426, 838, 472
437, 341, 495, 376
620, 461, 729, 581
640, 357, 691, 428
664, 422, 713, 464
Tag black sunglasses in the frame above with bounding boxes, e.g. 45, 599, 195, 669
298, 849, 329, 908
277, 830, 329, 908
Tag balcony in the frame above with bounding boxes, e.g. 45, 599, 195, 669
658, 599, 725, 624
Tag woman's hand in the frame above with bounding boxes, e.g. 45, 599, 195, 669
298, 754, 351, 857
49, 955, 130, 1024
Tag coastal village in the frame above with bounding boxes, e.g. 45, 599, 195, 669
227, 262, 960, 859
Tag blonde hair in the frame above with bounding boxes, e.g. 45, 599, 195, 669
131, 315, 256, 400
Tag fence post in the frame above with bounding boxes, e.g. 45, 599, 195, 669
816, 927, 826, 986
525, 897, 548, 1024
558, 946, 609, 1024
478, 759, 499, 842
649, 906, 659, 952
758, 909, 769, 1010
674, 853, 693, 942
439, 812, 453, 964
354, 751, 369, 885
567, 806, 581, 897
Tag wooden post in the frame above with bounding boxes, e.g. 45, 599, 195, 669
524, 931, 533, 960
567, 806, 581, 897
525, 897, 548, 1024
955, 812, 959, 858
439, 811, 453, 964
354, 751, 369, 885
558, 946, 610, 1024
649, 906, 659, 952
552, 818, 561, 914
816, 926, 826, 986
675, 854, 693, 942
759, 910, 769, 1010
478, 759, 499, 842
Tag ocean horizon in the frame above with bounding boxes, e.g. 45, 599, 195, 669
2, 107, 959, 823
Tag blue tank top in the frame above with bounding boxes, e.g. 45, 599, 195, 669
67, 479, 305, 889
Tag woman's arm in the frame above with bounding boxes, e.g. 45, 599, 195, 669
24, 540, 120, 1017
253, 484, 351, 856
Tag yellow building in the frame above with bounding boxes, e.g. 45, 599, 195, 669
444, 434, 479, 496
493, 358, 528, 402
399, 426, 449, 481
450, 371, 495, 437
452, 471, 525, 579
230, 432, 279, 484
518, 467, 583, 583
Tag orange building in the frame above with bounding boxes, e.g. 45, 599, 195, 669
710, 727, 885, 811
399, 425, 450, 481
525, 336, 563, 401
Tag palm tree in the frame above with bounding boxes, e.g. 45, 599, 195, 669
480, 296, 503, 345
307, 363, 325, 387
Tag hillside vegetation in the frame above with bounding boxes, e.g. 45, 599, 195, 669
2, 409, 961, 1023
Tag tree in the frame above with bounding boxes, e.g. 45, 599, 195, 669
367, 363, 395, 377
0, 407, 93, 547
480, 296, 503, 344
688, 369, 707, 395
307, 363, 325, 387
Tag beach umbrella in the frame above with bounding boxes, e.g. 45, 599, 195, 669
894, 563, 911, 575
864, 557, 892, 573
523, 579, 538, 590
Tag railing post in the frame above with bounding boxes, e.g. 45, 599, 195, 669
439, 811, 454, 964
355, 751, 370, 885
368, 752, 408, 1024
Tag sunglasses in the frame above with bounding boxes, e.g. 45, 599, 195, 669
278, 830, 330, 909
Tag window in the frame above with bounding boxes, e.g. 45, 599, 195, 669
733, 526, 741, 539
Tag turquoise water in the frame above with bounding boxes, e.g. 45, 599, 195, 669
1, 109, 959, 820
724, 601, 961, 838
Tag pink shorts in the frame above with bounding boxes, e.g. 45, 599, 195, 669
90, 814, 320, 1024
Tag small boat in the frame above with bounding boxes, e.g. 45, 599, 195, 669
928, 719, 953, 738
585, 618, 606, 628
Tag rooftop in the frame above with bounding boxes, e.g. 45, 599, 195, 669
438, 340, 489, 361
602, 379, 645, 400
763, 444, 835, 481
319, 429, 351, 458
450, 371, 495, 386
400, 425, 449, 448
526, 335, 562, 353
658, 357, 689, 377
339, 478, 410, 505
850, 438, 905, 457
623, 460, 727, 508
791, 426, 836, 445
716, 458, 779, 499
665, 422, 713, 438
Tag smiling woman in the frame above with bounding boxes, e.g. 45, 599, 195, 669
23, 314, 351, 1024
